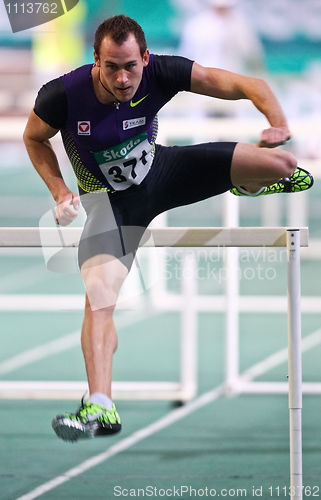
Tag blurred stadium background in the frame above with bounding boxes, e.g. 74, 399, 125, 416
0, 1, 321, 499
0, 0, 321, 225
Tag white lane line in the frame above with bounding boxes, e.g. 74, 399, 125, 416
0, 264, 46, 292
15, 384, 225, 500
0, 311, 150, 375
0, 331, 80, 375
239, 327, 321, 382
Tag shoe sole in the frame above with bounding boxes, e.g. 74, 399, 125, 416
52, 417, 121, 442
52, 417, 96, 442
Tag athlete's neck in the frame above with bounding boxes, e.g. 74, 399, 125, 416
92, 66, 119, 108
98, 69, 114, 97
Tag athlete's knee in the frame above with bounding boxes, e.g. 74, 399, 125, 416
81, 255, 128, 311
84, 275, 120, 311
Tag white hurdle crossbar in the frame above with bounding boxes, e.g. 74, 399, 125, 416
0, 226, 308, 248
0, 227, 308, 496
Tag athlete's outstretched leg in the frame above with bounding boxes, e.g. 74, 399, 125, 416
230, 143, 296, 192
230, 143, 313, 196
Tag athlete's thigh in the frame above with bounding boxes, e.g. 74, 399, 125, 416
78, 188, 148, 272
149, 142, 236, 214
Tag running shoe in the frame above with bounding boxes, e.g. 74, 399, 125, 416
52, 399, 121, 442
230, 166, 314, 197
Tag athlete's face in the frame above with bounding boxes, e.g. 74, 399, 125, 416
94, 33, 149, 102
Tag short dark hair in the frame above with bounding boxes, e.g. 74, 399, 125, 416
94, 15, 147, 58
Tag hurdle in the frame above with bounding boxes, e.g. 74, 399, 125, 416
0, 226, 308, 497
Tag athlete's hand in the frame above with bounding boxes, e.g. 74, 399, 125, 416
258, 127, 291, 148
55, 191, 80, 226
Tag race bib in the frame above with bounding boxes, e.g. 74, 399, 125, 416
94, 132, 153, 191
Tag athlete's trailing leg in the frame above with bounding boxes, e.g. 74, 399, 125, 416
52, 254, 127, 441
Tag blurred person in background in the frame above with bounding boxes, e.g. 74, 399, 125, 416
178, 0, 264, 74
177, 0, 264, 116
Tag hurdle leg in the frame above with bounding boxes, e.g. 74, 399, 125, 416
224, 193, 240, 395
287, 229, 303, 499
180, 253, 198, 401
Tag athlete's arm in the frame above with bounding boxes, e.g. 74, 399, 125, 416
23, 111, 80, 225
190, 62, 290, 147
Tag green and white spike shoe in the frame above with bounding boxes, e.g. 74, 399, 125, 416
230, 166, 314, 197
52, 399, 121, 442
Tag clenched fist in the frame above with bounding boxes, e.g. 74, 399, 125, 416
55, 192, 80, 226
258, 127, 291, 148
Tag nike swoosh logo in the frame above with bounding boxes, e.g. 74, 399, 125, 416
130, 94, 149, 107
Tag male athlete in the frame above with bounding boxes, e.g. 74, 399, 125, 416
23, 15, 313, 442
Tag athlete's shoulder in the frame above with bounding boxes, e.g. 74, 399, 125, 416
61, 64, 93, 87
34, 76, 67, 129
34, 63, 92, 105
147, 53, 193, 72
148, 53, 194, 92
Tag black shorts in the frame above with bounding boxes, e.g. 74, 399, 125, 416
78, 141, 237, 270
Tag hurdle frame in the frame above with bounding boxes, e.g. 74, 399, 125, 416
0, 226, 307, 498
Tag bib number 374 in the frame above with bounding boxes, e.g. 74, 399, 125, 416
94, 133, 153, 191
